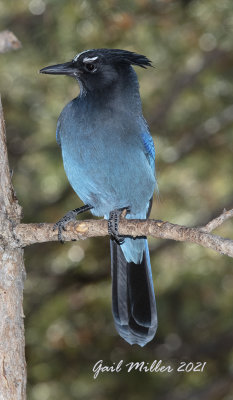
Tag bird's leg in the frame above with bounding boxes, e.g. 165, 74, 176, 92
53, 204, 93, 243
108, 207, 130, 244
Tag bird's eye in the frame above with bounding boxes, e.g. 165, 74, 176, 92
84, 63, 96, 72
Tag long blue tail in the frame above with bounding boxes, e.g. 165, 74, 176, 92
110, 238, 157, 346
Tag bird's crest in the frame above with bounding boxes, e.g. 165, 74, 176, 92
74, 49, 152, 69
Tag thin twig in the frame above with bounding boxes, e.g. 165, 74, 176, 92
202, 208, 233, 233
150, 195, 233, 254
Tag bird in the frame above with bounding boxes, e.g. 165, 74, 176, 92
40, 48, 158, 346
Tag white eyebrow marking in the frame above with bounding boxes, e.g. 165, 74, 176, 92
73, 49, 95, 62
83, 56, 98, 63
73, 50, 89, 61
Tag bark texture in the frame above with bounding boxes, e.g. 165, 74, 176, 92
0, 98, 26, 400
14, 209, 233, 258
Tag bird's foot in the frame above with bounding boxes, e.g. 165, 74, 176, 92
53, 204, 93, 243
108, 207, 130, 245
53, 210, 78, 243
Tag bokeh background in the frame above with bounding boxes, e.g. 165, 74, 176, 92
1, 0, 233, 399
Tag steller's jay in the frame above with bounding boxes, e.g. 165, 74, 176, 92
40, 49, 158, 346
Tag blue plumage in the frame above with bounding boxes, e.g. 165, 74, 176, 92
40, 48, 158, 346
141, 131, 156, 170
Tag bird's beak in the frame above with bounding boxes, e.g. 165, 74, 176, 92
40, 61, 76, 76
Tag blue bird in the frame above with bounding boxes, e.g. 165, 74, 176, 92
40, 49, 158, 346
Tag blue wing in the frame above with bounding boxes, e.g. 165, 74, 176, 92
141, 131, 155, 171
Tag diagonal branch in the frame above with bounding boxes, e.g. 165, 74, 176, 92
14, 208, 233, 257
201, 208, 233, 233
149, 195, 233, 254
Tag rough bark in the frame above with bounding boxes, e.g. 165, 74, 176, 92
0, 98, 26, 400
13, 208, 233, 258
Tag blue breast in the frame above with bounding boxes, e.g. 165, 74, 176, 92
57, 97, 156, 218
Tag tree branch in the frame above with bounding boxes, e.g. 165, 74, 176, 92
201, 208, 233, 233
149, 195, 233, 254
13, 208, 233, 257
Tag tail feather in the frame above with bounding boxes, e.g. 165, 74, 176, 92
110, 238, 157, 346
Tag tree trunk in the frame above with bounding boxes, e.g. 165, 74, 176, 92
0, 99, 26, 399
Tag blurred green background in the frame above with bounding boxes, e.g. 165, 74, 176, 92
1, 0, 233, 399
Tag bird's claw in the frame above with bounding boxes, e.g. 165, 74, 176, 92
53, 210, 77, 243
53, 204, 93, 243
108, 207, 130, 245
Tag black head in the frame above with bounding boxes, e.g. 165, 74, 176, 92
40, 48, 152, 91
